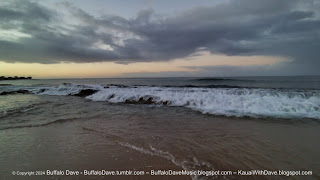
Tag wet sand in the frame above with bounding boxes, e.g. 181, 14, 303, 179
0, 123, 188, 180
0, 95, 319, 179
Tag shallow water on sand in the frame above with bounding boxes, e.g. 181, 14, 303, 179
0, 95, 319, 179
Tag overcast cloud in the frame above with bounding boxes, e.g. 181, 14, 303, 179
0, 0, 319, 75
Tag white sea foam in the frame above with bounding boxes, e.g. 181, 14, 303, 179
3, 83, 320, 119
86, 86, 320, 119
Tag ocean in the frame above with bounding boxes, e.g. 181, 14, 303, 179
0, 76, 319, 179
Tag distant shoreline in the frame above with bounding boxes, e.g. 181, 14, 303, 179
0, 76, 32, 80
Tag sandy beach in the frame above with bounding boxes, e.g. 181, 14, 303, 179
1, 93, 319, 179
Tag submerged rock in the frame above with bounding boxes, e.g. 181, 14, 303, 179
73, 89, 98, 97
162, 101, 171, 105
125, 97, 154, 104
108, 94, 115, 99
0, 90, 31, 95
37, 89, 46, 93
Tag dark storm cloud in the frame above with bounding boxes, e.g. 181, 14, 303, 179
0, 0, 319, 69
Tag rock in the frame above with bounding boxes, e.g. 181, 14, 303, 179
37, 89, 46, 93
73, 89, 98, 97
0, 91, 12, 95
0, 90, 31, 95
162, 101, 170, 105
109, 94, 115, 99
17, 90, 31, 94
125, 97, 154, 104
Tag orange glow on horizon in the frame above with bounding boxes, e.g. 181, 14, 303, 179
0, 51, 289, 78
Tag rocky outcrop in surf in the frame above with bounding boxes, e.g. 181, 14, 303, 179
0, 90, 31, 95
125, 97, 154, 104
73, 89, 98, 97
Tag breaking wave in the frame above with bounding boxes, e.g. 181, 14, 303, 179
2, 83, 320, 119
86, 86, 320, 119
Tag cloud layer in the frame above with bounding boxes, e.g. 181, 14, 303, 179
0, 0, 319, 71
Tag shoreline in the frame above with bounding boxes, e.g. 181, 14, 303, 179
1, 78, 320, 180
1, 94, 319, 179
0, 122, 191, 180
0, 76, 32, 81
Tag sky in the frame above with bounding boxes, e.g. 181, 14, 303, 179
0, 0, 319, 78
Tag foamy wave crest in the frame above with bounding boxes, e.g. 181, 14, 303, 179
5, 83, 320, 119
87, 86, 320, 119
